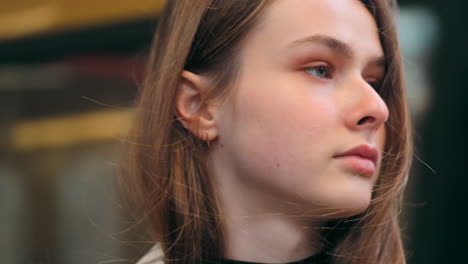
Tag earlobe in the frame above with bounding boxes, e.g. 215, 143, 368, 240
175, 70, 218, 141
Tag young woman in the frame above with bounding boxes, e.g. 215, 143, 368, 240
124, 0, 412, 263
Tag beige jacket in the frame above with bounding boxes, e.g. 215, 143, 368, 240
136, 244, 165, 264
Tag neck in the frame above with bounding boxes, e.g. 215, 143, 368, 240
208, 155, 324, 263
221, 211, 324, 263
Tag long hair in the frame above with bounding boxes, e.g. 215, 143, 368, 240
123, 0, 412, 263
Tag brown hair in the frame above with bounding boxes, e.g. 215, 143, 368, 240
123, 0, 412, 263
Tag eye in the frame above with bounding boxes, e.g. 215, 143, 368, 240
305, 65, 332, 79
367, 79, 383, 92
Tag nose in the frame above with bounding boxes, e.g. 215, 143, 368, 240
344, 78, 389, 132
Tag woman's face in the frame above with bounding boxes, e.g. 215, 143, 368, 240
210, 0, 388, 218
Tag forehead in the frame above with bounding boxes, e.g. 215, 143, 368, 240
245, 0, 383, 60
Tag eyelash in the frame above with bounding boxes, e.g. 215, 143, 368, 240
304, 64, 383, 92
367, 80, 383, 91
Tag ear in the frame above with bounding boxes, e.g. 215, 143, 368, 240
175, 70, 218, 141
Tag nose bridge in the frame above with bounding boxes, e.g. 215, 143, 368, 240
345, 75, 389, 131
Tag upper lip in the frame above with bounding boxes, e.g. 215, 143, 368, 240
333, 144, 379, 165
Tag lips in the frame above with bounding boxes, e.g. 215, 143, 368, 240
333, 144, 379, 177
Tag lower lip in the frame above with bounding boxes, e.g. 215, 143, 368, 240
335, 155, 376, 177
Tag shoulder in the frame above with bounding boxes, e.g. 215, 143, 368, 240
136, 244, 165, 264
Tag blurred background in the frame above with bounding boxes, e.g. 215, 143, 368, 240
0, 0, 466, 263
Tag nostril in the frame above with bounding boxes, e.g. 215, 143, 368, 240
357, 116, 375, 125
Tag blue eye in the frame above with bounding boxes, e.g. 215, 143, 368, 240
305, 65, 331, 79
367, 80, 383, 92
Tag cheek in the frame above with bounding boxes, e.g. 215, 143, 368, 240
221, 76, 339, 189
377, 125, 386, 151
375, 123, 387, 174
215, 76, 376, 217
375, 124, 386, 167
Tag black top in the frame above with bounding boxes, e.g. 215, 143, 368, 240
207, 251, 329, 264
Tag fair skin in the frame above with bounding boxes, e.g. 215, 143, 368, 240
176, 0, 388, 263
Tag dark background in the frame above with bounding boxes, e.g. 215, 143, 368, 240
402, 0, 468, 262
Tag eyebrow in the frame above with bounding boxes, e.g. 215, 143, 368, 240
288, 34, 386, 67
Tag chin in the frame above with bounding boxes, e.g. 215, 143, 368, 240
331, 201, 371, 219
330, 195, 372, 219
311, 203, 370, 220
295, 189, 373, 220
